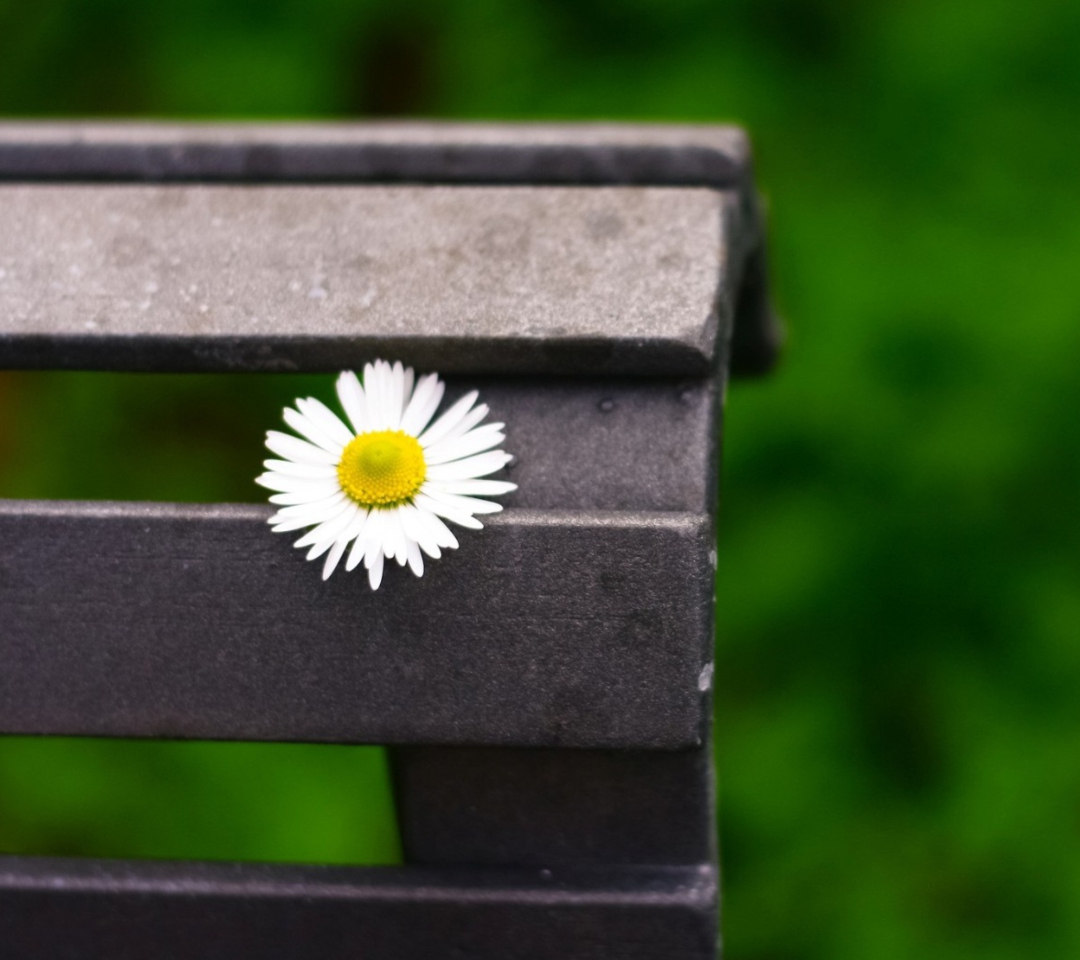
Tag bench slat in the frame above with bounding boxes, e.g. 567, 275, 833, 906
0, 501, 713, 749
430, 378, 719, 515
0, 856, 718, 960
0, 121, 749, 187
0, 184, 732, 376
393, 745, 715, 867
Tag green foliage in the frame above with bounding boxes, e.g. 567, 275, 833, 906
1, 1, 1079, 956
0, 737, 400, 865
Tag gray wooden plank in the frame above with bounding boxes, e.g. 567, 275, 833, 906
0, 184, 731, 376
0, 120, 749, 188
0, 857, 718, 960
0, 502, 714, 749
0, 120, 781, 376
460, 377, 720, 515
393, 745, 716, 868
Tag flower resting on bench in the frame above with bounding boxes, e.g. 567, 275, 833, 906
256, 360, 516, 590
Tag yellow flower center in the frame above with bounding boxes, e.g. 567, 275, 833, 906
337, 430, 426, 508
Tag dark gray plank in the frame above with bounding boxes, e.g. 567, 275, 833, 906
0, 121, 781, 376
0, 857, 718, 960
0, 502, 714, 749
393, 745, 716, 867
0, 184, 729, 376
0, 121, 749, 187
464, 378, 720, 515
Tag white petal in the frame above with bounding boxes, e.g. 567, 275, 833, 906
359, 362, 376, 420
271, 493, 348, 522
380, 361, 399, 430
420, 508, 460, 549
402, 366, 415, 408
428, 478, 518, 497
363, 362, 386, 430
378, 508, 400, 562
415, 492, 484, 530
381, 362, 395, 430
386, 508, 408, 565
346, 534, 367, 572
417, 391, 479, 448
269, 488, 344, 506
265, 431, 339, 466
368, 551, 384, 590
270, 489, 346, 512
424, 424, 506, 465
336, 371, 367, 434
255, 472, 340, 496
425, 451, 513, 481
406, 539, 424, 577
421, 486, 504, 515
324, 503, 362, 539
378, 510, 398, 562
271, 493, 348, 526
363, 537, 380, 569
400, 373, 444, 436
297, 397, 355, 447
359, 507, 387, 559
322, 539, 348, 580
293, 503, 360, 549
343, 511, 372, 571
273, 513, 338, 534
428, 403, 490, 450
337, 506, 369, 545
273, 518, 327, 535
387, 361, 406, 430
304, 514, 362, 557
283, 407, 343, 456
263, 459, 337, 480
398, 503, 443, 559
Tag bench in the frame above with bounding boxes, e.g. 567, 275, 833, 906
0, 122, 778, 959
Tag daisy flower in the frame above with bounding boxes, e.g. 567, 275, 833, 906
256, 360, 516, 590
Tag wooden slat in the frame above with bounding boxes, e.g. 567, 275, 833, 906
455, 378, 720, 515
0, 184, 733, 376
0, 121, 750, 188
0, 502, 714, 749
0, 120, 782, 376
393, 745, 716, 868
0, 857, 718, 960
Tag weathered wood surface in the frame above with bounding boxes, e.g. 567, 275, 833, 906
0, 857, 718, 960
0, 120, 780, 376
0, 121, 750, 187
0, 184, 734, 375
0, 502, 714, 749
454, 378, 720, 515
393, 745, 716, 867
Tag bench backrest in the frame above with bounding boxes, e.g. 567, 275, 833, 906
0, 122, 777, 960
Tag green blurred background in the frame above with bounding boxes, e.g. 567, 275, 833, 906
1, 1, 1079, 957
